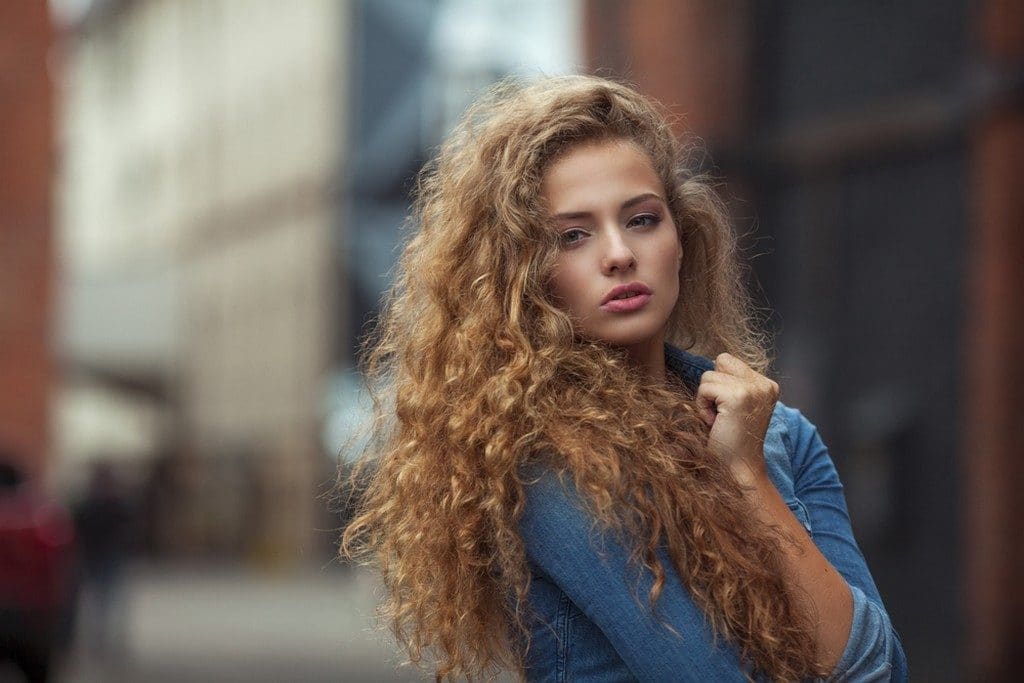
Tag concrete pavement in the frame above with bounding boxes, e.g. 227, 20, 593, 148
56, 562, 426, 683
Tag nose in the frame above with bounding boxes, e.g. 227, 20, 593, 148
600, 231, 636, 275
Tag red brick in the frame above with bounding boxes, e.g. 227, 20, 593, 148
0, 2, 54, 480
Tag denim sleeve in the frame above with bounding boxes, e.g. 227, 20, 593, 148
781, 406, 909, 682
519, 462, 759, 682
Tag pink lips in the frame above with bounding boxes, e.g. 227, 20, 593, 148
602, 293, 651, 312
600, 282, 653, 313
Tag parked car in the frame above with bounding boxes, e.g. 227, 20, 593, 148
0, 460, 77, 683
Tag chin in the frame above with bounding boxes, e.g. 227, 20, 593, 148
577, 303, 676, 351
590, 321, 665, 349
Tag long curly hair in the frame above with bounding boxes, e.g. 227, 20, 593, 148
340, 75, 827, 681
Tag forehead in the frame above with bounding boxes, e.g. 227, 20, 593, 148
541, 139, 662, 211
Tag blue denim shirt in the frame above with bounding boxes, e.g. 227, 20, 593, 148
517, 345, 908, 682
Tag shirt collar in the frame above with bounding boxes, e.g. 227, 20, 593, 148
663, 343, 714, 394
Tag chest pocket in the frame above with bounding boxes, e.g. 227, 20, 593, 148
764, 405, 813, 534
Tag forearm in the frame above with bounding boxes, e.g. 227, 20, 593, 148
734, 465, 854, 673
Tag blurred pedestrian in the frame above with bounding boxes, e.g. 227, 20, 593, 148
73, 462, 132, 662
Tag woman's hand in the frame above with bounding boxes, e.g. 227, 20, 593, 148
695, 353, 779, 485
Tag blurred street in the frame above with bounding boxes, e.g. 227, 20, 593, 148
0, 1, 1019, 679
57, 564, 421, 683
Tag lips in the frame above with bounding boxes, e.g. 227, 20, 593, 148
601, 281, 652, 305
600, 282, 653, 313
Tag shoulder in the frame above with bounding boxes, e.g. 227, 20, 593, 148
767, 400, 830, 477
770, 401, 805, 454
518, 460, 590, 535
772, 400, 814, 438
519, 460, 579, 524
770, 401, 833, 477
768, 401, 850, 530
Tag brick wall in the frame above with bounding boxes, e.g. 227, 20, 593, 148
584, 0, 749, 143
966, 1, 1024, 677
0, 2, 54, 479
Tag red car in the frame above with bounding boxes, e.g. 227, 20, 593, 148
0, 461, 77, 683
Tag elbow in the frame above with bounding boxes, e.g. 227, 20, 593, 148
886, 625, 909, 683
829, 585, 907, 682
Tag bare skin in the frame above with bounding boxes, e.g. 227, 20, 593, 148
544, 139, 682, 381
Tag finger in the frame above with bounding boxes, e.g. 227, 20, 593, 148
694, 385, 719, 426
696, 379, 747, 416
713, 356, 780, 400
698, 377, 759, 418
697, 370, 743, 386
714, 352, 758, 379
697, 397, 716, 426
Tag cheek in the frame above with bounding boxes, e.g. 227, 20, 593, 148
659, 235, 683, 276
549, 260, 590, 313
547, 262, 575, 306
661, 236, 683, 301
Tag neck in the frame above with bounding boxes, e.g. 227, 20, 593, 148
622, 333, 667, 383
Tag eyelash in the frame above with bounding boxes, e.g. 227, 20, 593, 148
559, 228, 588, 245
558, 213, 662, 246
628, 213, 660, 229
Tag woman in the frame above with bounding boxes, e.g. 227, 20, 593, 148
341, 75, 907, 682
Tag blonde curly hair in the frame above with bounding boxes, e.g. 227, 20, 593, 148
340, 75, 827, 682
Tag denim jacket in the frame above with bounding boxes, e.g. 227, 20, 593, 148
517, 344, 908, 682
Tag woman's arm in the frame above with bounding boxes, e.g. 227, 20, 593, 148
696, 353, 905, 681
696, 353, 853, 671
519, 415, 908, 682
780, 404, 908, 682
519, 356, 905, 681
733, 461, 855, 670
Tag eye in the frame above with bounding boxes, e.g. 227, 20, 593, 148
627, 213, 661, 229
559, 228, 589, 246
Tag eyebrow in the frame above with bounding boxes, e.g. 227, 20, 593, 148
551, 192, 666, 221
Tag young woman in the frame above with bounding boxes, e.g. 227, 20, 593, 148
341, 75, 907, 682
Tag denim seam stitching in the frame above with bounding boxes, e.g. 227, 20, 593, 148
555, 590, 571, 682
778, 408, 813, 533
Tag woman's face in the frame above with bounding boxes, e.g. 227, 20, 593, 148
542, 138, 683, 357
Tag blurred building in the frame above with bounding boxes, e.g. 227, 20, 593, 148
54, 0, 346, 562
340, 0, 581, 359
53, 0, 581, 564
0, 4, 54, 481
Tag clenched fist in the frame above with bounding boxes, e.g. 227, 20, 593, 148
695, 353, 779, 485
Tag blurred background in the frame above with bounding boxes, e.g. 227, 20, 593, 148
1, 0, 1021, 681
